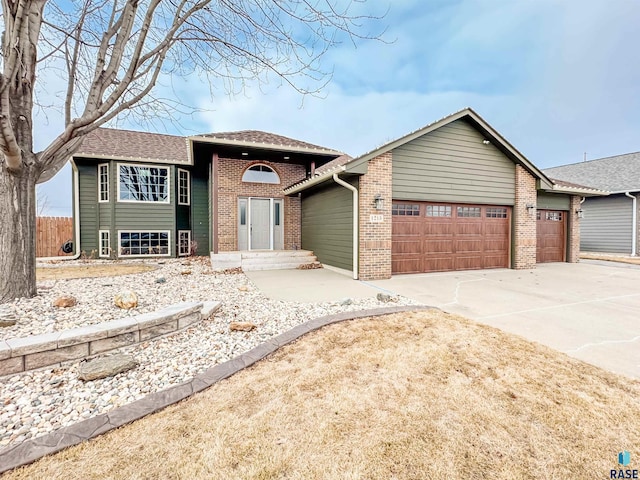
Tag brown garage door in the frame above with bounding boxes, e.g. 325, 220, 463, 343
392, 201, 511, 274
536, 210, 566, 263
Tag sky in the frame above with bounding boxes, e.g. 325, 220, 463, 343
37, 0, 640, 216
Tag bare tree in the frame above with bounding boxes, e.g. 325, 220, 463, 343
0, 0, 382, 302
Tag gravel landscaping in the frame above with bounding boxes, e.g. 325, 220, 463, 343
0, 258, 419, 450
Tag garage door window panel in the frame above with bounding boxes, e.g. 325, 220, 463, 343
457, 206, 481, 218
393, 204, 421, 216
426, 205, 452, 217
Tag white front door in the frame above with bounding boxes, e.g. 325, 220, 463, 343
238, 197, 284, 250
250, 198, 271, 249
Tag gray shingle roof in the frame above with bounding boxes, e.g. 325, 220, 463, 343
544, 152, 640, 192
76, 128, 190, 163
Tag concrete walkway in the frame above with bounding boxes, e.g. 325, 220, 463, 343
249, 262, 640, 379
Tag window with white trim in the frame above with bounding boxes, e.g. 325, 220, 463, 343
178, 230, 191, 256
118, 164, 169, 203
241, 164, 280, 184
426, 205, 452, 217
99, 230, 110, 258
119, 231, 170, 256
178, 169, 190, 205
392, 203, 420, 216
98, 164, 109, 202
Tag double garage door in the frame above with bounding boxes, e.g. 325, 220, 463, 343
392, 202, 568, 274
392, 201, 511, 274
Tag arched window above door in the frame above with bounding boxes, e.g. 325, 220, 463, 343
242, 164, 280, 184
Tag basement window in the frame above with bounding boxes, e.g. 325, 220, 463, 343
119, 231, 170, 257
99, 230, 110, 258
178, 230, 191, 256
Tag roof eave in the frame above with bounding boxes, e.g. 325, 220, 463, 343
283, 166, 348, 195
188, 135, 342, 156
549, 185, 609, 196
70, 152, 192, 166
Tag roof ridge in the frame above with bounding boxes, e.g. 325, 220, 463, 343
94, 127, 185, 139
546, 150, 640, 169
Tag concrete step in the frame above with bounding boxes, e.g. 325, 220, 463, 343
240, 250, 315, 259
242, 261, 319, 271
241, 255, 318, 267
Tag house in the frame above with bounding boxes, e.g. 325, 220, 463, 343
70, 108, 602, 280
545, 152, 640, 255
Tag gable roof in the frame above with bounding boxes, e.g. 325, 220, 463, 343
190, 130, 342, 156
285, 108, 555, 195
544, 152, 640, 193
74, 128, 190, 164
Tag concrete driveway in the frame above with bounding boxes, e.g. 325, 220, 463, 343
248, 262, 640, 379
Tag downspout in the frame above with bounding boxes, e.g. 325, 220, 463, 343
38, 161, 81, 262
332, 173, 359, 279
625, 192, 637, 256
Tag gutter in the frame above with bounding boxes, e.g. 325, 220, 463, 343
283, 166, 347, 195
37, 161, 82, 262
332, 173, 359, 280
625, 192, 637, 256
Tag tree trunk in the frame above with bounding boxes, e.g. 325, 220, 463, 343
0, 162, 38, 303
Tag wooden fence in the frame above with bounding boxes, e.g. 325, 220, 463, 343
36, 217, 73, 257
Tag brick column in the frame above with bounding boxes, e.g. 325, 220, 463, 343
513, 165, 537, 269
567, 195, 581, 263
358, 152, 392, 280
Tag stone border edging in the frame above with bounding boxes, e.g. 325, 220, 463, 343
0, 305, 434, 474
0, 301, 221, 377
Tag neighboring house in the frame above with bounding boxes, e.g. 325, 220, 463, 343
70, 108, 602, 280
545, 152, 640, 254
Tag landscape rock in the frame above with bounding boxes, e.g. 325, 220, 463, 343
52, 296, 77, 308
376, 293, 398, 303
237, 285, 249, 292
0, 309, 17, 327
340, 298, 353, 306
229, 321, 257, 332
155, 277, 166, 284
114, 291, 138, 309
181, 270, 192, 275
78, 354, 139, 381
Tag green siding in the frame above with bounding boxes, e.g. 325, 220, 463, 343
301, 180, 356, 271
191, 160, 210, 254
537, 192, 570, 210
392, 118, 516, 205
77, 162, 98, 255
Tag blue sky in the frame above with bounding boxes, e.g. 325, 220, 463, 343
38, 0, 640, 216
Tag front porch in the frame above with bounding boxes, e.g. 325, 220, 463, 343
210, 250, 319, 271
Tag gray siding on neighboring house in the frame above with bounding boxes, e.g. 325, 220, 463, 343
301, 180, 356, 271
191, 160, 210, 254
392, 118, 516, 205
581, 195, 633, 253
537, 192, 570, 210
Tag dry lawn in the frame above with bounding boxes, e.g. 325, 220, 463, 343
4, 310, 640, 480
36, 264, 156, 281
580, 252, 640, 265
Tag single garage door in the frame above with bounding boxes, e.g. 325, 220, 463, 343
392, 201, 511, 274
536, 210, 566, 263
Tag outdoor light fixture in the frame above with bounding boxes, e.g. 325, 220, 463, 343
526, 204, 536, 215
374, 194, 384, 210
576, 208, 584, 219
241, 152, 249, 156
482, 139, 491, 145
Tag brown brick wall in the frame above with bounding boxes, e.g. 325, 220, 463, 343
358, 152, 393, 280
513, 165, 537, 269
567, 195, 581, 263
216, 158, 305, 251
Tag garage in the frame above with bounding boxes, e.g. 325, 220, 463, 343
392, 201, 511, 274
536, 209, 566, 263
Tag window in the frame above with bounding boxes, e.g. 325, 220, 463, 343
178, 169, 190, 205
98, 164, 109, 202
457, 206, 481, 218
178, 230, 191, 256
392, 204, 420, 216
119, 231, 170, 256
536, 211, 541, 220
426, 205, 452, 217
241, 164, 280, 184
486, 207, 508, 218
99, 230, 110, 258
274, 203, 281, 226
546, 211, 563, 221
118, 164, 169, 203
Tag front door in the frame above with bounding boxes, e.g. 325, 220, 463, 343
238, 197, 284, 250
250, 198, 271, 249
